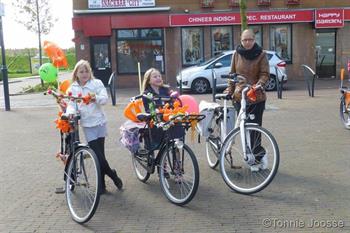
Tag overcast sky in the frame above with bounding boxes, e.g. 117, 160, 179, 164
2, 0, 74, 49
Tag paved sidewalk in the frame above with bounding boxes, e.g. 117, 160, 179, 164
0, 77, 349, 232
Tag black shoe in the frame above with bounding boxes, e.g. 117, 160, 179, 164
55, 187, 65, 194
112, 169, 123, 190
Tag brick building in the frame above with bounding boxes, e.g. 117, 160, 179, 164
72, 0, 350, 88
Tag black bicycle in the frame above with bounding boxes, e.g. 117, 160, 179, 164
125, 94, 204, 205
47, 89, 101, 223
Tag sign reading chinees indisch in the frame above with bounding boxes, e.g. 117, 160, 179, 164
170, 10, 313, 26
315, 9, 344, 28
88, 0, 155, 9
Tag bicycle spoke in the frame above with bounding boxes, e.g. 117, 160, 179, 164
220, 125, 279, 194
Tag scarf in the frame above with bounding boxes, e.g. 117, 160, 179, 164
236, 43, 263, 60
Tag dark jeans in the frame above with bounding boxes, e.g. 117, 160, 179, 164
234, 100, 266, 159
88, 137, 114, 186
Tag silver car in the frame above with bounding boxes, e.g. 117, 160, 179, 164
176, 50, 287, 94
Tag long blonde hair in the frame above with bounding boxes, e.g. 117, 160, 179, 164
72, 59, 95, 83
142, 68, 165, 92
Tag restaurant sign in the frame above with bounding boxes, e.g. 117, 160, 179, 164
88, 0, 155, 9
170, 10, 313, 26
315, 9, 344, 28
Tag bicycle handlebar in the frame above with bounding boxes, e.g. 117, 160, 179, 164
130, 92, 179, 103
45, 89, 93, 103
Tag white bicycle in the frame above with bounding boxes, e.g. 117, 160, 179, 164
199, 74, 279, 194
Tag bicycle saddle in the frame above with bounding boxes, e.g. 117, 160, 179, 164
136, 113, 152, 122
215, 93, 232, 100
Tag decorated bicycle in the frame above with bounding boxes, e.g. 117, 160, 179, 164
120, 93, 204, 205
41, 42, 101, 223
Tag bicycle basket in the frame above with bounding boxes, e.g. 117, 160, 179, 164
197, 108, 215, 138
141, 126, 164, 150
167, 123, 185, 140
120, 120, 145, 154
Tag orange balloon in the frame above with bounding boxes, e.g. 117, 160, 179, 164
59, 79, 71, 94
123, 99, 144, 122
43, 40, 68, 68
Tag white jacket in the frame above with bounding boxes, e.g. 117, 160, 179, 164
66, 79, 108, 127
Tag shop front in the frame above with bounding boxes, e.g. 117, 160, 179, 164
72, 1, 350, 88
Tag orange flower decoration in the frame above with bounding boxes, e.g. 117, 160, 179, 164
55, 112, 71, 133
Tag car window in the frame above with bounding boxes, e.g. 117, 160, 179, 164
208, 54, 232, 69
266, 53, 272, 61
198, 53, 225, 66
273, 52, 283, 60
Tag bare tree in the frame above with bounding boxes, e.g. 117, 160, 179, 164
239, 0, 248, 31
12, 0, 57, 84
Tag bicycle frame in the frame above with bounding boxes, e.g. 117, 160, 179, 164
135, 119, 186, 172
228, 84, 262, 164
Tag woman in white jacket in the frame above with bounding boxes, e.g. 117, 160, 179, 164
66, 60, 123, 193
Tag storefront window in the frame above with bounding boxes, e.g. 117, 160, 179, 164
118, 30, 138, 38
117, 29, 164, 74
270, 25, 292, 62
249, 25, 262, 47
182, 27, 204, 66
211, 26, 233, 56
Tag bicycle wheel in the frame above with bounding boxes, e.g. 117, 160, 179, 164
159, 143, 199, 205
65, 147, 101, 223
132, 154, 151, 182
339, 96, 350, 129
205, 115, 221, 169
220, 125, 279, 194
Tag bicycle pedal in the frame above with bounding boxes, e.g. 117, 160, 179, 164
137, 148, 149, 156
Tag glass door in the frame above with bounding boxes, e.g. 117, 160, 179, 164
315, 30, 336, 78
90, 37, 111, 86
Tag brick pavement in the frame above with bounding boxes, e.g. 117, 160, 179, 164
0, 78, 349, 232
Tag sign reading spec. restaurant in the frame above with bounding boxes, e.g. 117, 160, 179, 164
88, 0, 155, 8
170, 10, 313, 26
315, 9, 344, 28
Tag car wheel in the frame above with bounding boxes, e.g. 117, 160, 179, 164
265, 75, 277, 91
191, 78, 210, 94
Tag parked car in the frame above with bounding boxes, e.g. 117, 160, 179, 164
176, 50, 287, 94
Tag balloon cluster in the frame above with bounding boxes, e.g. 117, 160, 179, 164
39, 40, 69, 84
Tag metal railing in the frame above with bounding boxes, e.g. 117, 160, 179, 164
274, 66, 286, 99
301, 65, 318, 97
108, 72, 117, 106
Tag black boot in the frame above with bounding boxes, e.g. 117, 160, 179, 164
111, 169, 123, 190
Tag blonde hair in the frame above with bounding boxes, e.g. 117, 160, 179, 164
142, 68, 164, 92
72, 59, 95, 83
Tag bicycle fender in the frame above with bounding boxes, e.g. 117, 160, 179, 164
245, 123, 259, 126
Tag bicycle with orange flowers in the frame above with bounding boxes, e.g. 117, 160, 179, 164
339, 68, 350, 129
122, 94, 204, 205
46, 89, 101, 223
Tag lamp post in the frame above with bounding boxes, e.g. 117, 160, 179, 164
0, 2, 10, 111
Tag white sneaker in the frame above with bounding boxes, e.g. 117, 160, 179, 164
250, 155, 268, 172
250, 164, 260, 172
260, 155, 268, 170
346, 119, 350, 126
